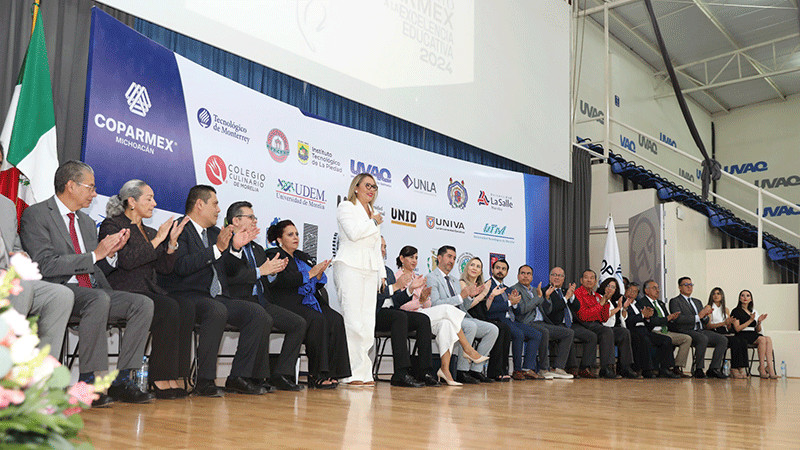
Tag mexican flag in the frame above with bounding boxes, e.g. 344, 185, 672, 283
0, 12, 58, 220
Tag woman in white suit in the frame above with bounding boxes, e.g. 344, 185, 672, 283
334, 173, 386, 386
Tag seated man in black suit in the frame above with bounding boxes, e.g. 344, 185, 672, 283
159, 186, 271, 396
20, 160, 153, 406
374, 237, 437, 387
668, 276, 728, 379
223, 201, 307, 391
544, 266, 596, 378
623, 282, 679, 378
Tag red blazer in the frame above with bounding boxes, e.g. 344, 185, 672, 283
575, 285, 610, 323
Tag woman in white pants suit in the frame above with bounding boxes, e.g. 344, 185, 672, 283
334, 173, 386, 385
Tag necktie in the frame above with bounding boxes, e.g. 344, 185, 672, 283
0, 229, 9, 269
560, 290, 573, 328
445, 276, 456, 297
500, 283, 514, 320
201, 228, 222, 298
244, 244, 265, 304
686, 297, 701, 330
651, 299, 668, 335
67, 213, 92, 288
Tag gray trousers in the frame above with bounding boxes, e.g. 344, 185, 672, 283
66, 285, 153, 373
529, 321, 575, 370
457, 317, 499, 371
9, 280, 74, 358
680, 329, 728, 370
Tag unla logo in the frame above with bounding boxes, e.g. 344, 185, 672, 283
298, 141, 310, 165
267, 128, 290, 163
197, 108, 212, 128
447, 178, 467, 209
205, 155, 226, 185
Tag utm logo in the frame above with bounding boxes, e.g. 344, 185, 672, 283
125, 82, 151, 117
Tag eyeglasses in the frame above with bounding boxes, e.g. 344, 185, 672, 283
681, 283, 694, 287
236, 214, 257, 221
550, 273, 565, 278
75, 182, 96, 193
362, 183, 378, 191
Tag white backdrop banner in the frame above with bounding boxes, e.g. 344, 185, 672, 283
81, 10, 550, 308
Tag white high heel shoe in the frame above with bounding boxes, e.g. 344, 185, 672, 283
463, 353, 489, 364
437, 369, 462, 386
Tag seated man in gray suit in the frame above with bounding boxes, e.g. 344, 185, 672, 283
510, 265, 574, 379
668, 276, 728, 379
1, 146, 73, 359
426, 245, 497, 384
20, 160, 154, 405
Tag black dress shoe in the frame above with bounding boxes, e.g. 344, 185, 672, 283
419, 372, 442, 386
390, 373, 424, 388
659, 369, 681, 379
643, 370, 658, 379
225, 376, 267, 395
107, 383, 155, 404
707, 368, 728, 379
693, 369, 707, 379
149, 382, 179, 400
455, 371, 480, 384
171, 388, 190, 398
620, 368, 643, 379
599, 366, 621, 379
194, 378, 224, 397
469, 371, 494, 383
249, 378, 277, 393
270, 375, 304, 391
91, 393, 114, 408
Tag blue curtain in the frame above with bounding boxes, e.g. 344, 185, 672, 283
134, 19, 533, 174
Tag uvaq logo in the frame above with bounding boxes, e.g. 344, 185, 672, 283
206, 155, 227, 185
125, 82, 151, 117
197, 108, 212, 128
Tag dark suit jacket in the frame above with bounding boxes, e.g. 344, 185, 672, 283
624, 297, 647, 329
636, 296, 672, 331
158, 218, 231, 295
20, 196, 111, 289
99, 214, 176, 295
511, 282, 552, 326
264, 247, 327, 308
375, 265, 412, 315
485, 279, 512, 322
668, 295, 707, 333
224, 241, 269, 300
545, 284, 578, 325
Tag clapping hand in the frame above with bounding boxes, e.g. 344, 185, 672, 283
409, 275, 426, 291
667, 311, 680, 321
155, 216, 174, 243
419, 286, 432, 303
232, 226, 260, 250
490, 284, 507, 299
395, 271, 413, 288
372, 213, 383, 225
758, 313, 768, 323
508, 289, 522, 305
565, 282, 576, 298
461, 282, 481, 299
259, 253, 287, 276
642, 306, 654, 319
308, 259, 330, 280
623, 296, 634, 309
535, 282, 543, 298
168, 217, 190, 247
216, 226, 234, 252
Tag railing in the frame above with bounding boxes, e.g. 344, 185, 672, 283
570, 0, 800, 253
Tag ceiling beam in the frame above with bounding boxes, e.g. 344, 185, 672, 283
578, 0, 641, 17
654, 66, 800, 97
692, 0, 787, 100
580, 0, 730, 112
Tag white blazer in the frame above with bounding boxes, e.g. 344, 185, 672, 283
334, 200, 386, 279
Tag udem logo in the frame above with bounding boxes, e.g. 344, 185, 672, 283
125, 82, 151, 117
197, 108, 212, 128
205, 155, 227, 185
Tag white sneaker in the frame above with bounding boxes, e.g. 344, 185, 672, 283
539, 370, 555, 380
550, 368, 574, 379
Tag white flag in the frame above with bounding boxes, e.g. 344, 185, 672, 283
600, 214, 625, 296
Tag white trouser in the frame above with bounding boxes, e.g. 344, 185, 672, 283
334, 262, 378, 382
420, 304, 466, 356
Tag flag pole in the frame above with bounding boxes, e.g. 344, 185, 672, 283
31, 0, 40, 35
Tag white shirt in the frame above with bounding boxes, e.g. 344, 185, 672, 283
709, 304, 727, 325
54, 195, 116, 284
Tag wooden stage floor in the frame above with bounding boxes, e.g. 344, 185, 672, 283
80, 377, 800, 448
